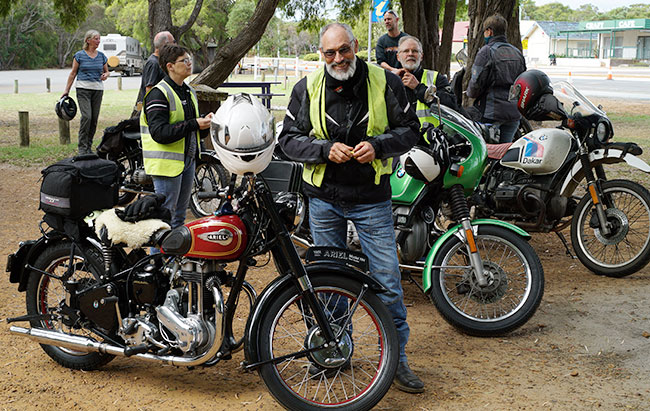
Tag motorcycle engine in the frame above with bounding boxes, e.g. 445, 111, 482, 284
394, 206, 430, 264
488, 168, 540, 214
133, 167, 153, 185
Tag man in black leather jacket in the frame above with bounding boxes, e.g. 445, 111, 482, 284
395, 35, 459, 112
466, 14, 526, 142
278, 22, 424, 393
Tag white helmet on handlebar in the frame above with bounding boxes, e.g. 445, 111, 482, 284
211, 93, 275, 175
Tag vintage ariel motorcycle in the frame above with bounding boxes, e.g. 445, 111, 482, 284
292, 88, 545, 337
6, 162, 399, 410
472, 74, 650, 277
97, 117, 230, 218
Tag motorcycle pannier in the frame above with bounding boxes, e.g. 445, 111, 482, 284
40, 154, 119, 218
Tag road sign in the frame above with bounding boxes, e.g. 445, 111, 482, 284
371, 0, 389, 23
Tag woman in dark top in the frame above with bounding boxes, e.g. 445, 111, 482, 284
62, 30, 109, 154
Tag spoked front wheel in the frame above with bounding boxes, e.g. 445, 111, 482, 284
571, 179, 650, 277
429, 225, 544, 337
257, 275, 398, 410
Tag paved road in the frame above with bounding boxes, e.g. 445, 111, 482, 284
2, 65, 650, 101
0, 69, 141, 94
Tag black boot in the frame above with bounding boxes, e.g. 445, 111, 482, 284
394, 362, 424, 393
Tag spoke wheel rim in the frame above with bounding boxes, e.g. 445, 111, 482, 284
439, 234, 532, 322
267, 286, 386, 407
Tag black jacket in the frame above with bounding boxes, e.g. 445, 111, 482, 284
405, 66, 459, 112
278, 59, 420, 206
466, 35, 526, 122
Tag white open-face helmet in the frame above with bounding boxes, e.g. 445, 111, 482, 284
211, 93, 275, 175
400, 144, 447, 183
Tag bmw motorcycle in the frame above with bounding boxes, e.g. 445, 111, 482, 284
473, 80, 650, 277
6, 171, 399, 410
97, 117, 230, 218
293, 89, 545, 337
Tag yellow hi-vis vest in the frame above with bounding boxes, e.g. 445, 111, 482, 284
415, 69, 439, 145
303, 64, 392, 187
140, 80, 200, 177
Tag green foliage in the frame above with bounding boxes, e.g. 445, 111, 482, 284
521, 1, 650, 22
227, 0, 256, 39
302, 52, 319, 61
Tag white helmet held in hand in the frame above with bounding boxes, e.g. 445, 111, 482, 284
211, 93, 275, 175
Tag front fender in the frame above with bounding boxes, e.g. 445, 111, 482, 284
560, 149, 650, 197
421, 219, 530, 293
243, 263, 386, 368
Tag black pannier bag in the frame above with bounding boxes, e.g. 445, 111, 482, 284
40, 153, 120, 219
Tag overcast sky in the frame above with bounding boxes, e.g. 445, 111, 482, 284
533, 0, 649, 12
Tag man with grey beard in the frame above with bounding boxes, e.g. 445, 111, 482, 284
278, 22, 424, 393
396, 35, 459, 115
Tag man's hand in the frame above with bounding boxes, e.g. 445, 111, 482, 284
196, 112, 213, 130
329, 142, 354, 163
401, 71, 420, 90
352, 141, 376, 164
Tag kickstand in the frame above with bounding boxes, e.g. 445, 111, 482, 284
405, 271, 426, 294
555, 231, 576, 259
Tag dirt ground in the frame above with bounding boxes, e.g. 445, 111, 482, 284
1, 143, 649, 408
1, 166, 649, 410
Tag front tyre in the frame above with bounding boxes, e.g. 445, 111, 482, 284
571, 179, 650, 277
26, 241, 115, 370
429, 225, 544, 337
257, 275, 398, 410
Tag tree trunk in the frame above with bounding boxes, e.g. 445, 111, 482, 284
148, 0, 203, 44
401, 0, 440, 70
439, 0, 458, 77
463, 0, 520, 104
192, 0, 280, 88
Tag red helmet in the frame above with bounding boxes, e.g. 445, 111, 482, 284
509, 69, 553, 117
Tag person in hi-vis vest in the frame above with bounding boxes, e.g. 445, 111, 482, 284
140, 44, 213, 228
395, 35, 460, 127
278, 23, 425, 393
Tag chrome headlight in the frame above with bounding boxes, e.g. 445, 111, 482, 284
274, 192, 305, 233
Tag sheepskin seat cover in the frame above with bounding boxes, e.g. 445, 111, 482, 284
94, 208, 170, 248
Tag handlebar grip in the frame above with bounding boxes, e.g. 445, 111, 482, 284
197, 191, 219, 199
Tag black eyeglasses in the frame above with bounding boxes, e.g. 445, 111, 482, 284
175, 57, 192, 65
321, 42, 354, 59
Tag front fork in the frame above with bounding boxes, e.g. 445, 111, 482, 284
448, 185, 487, 286
580, 152, 611, 236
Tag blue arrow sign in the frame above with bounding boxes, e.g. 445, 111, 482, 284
371, 0, 389, 23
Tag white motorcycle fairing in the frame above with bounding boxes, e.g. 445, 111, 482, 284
560, 148, 650, 197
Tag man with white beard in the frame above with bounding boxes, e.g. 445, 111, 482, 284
278, 22, 424, 393
396, 35, 459, 121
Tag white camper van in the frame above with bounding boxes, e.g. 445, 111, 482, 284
99, 34, 144, 76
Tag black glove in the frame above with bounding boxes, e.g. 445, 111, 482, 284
116, 193, 170, 223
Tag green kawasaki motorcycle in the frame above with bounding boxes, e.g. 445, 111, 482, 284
292, 89, 544, 337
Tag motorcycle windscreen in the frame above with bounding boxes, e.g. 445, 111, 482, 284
501, 128, 572, 175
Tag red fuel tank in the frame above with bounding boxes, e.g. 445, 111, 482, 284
184, 214, 248, 260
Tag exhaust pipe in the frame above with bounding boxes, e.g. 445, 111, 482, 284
10, 286, 224, 367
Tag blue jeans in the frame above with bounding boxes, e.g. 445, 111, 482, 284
494, 119, 520, 143
152, 159, 195, 228
309, 197, 410, 363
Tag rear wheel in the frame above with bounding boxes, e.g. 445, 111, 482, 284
190, 159, 229, 217
571, 179, 650, 277
26, 241, 115, 370
257, 275, 398, 410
